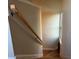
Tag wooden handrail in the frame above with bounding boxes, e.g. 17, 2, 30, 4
9, 5, 43, 45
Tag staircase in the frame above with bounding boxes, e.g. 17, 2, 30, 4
8, 0, 43, 59
8, 0, 61, 59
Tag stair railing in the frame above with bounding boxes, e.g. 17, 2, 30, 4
9, 4, 43, 45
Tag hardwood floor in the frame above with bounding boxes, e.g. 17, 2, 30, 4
37, 49, 62, 59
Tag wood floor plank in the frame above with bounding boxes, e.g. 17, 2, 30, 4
37, 50, 62, 59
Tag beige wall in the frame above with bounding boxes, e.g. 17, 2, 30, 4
42, 12, 60, 50
60, 0, 71, 59
9, 0, 43, 58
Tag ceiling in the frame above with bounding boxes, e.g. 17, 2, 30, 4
27, 0, 62, 13
9, 0, 62, 13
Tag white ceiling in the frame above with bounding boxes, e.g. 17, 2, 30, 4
27, 0, 62, 13
10, 0, 62, 13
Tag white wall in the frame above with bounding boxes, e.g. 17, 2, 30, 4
26, 0, 62, 50
60, 0, 71, 59
8, 25, 14, 57
42, 12, 60, 50
8, 24, 16, 59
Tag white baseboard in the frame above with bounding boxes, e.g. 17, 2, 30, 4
43, 47, 58, 50
16, 54, 43, 59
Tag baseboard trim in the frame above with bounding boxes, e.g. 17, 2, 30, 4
16, 54, 43, 58
43, 47, 58, 50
